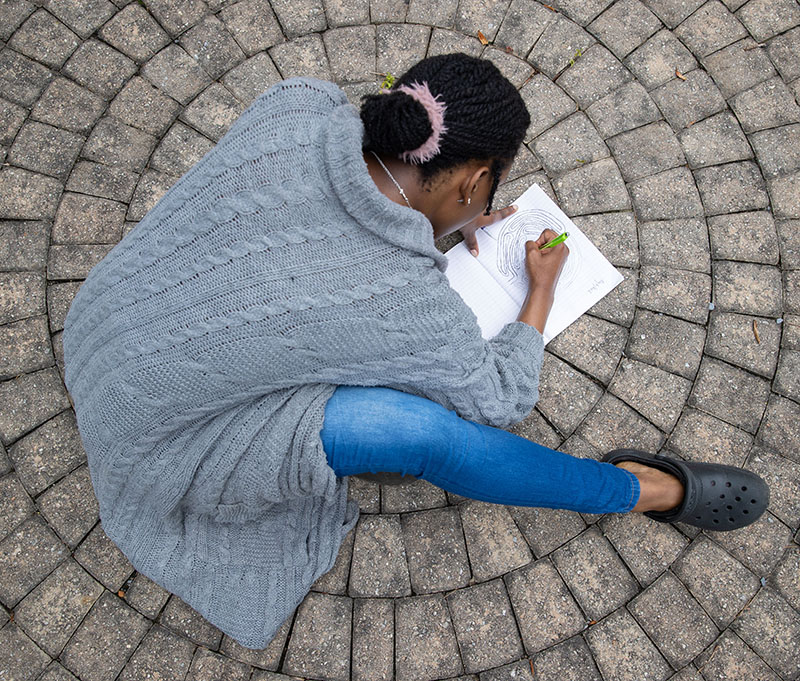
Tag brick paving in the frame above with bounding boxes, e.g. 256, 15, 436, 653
1, 0, 799, 679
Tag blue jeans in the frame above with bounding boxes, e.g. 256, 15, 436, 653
320, 386, 639, 514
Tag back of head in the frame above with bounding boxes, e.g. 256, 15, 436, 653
360, 53, 531, 211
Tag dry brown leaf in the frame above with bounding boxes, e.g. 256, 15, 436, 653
505, 46, 514, 53
477, 30, 489, 45
753, 319, 761, 343
117, 590, 126, 598
543, 3, 557, 10
530, 658, 535, 676
675, 68, 687, 80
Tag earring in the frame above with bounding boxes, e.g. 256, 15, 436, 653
457, 197, 472, 205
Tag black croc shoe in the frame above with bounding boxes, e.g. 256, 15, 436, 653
602, 449, 769, 531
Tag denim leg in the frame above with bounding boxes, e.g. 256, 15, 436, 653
320, 386, 639, 514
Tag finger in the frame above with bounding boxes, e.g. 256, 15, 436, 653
493, 204, 517, 222
463, 231, 479, 257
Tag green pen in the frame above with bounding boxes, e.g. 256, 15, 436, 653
539, 231, 569, 249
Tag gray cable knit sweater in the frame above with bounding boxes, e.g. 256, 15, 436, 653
63, 77, 544, 648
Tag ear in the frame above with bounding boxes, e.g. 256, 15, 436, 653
458, 164, 491, 201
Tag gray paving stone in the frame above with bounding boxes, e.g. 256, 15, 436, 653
186, 647, 251, 681
180, 16, 245, 80
504, 558, 584, 654
707, 311, 780, 377
771, 545, 800, 611
62, 39, 137, 98
0, 368, 70, 445
769, 170, 800, 218
679, 112, 752, 169
346, 475, 379, 513
118, 624, 195, 681
323, 25, 376, 84
74, 523, 134, 591
587, 266, 637, 327
127, 169, 178, 221
737, 0, 800, 42
628, 310, 706, 379
181, 83, 245, 141
37, 464, 98, 547
35, 662, 80, 681
508, 406, 563, 451
714, 260, 782, 317
507, 145, 542, 182
588, 0, 662, 59
0, 49, 54, 108
141, 45, 211, 105
448, 580, 522, 672
571, 212, 638, 268
426, 28, 483, 58
631, 571, 719, 668
283, 591, 351, 681
30, 78, 105, 136
0, 316, 53, 379
7, 122, 83, 180
669, 407, 753, 467
349, 514, 410, 597
269, 34, 332, 81
219, 0, 282, 55
98, 3, 171, 63
549, 0, 614, 25
382, 478, 446, 513
482, 48, 535, 88
161, 595, 223, 648
376, 23, 430, 81
602, 512, 688, 584
767, 25, 800, 82
8, 410, 85, 496
351, 599, 393, 681
0, 473, 35, 541
751, 123, 800, 179
83, 117, 157, 172
0, 97, 26, 147
52, 193, 126, 245
709, 510, 792, 574
775, 347, 800, 402
587, 607, 671, 681
732, 588, 800, 680
651, 68, 726, 130
508, 506, 586, 557
271, 0, 325, 36
528, 15, 595, 80
674, 0, 748, 57
532, 636, 601, 681
0, 516, 68, 607
144, 0, 209, 36
60, 591, 150, 681
124, 572, 170, 619
629, 167, 705, 221
221, 620, 291, 671
108, 76, 180, 137
746, 444, 800, 527
558, 46, 634, 110
395, 594, 462, 681
406, 0, 457, 28
0, 223, 47, 271
639, 218, 710, 272
65, 161, 139, 203
607, 122, 683, 182
695, 161, 769, 215
536, 352, 604, 436
459, 500, 531, 581
14, 558, 103, 656
0, 167, 62, 220
493, 171, 555, 210
642, 0, 705, 27
223, 53, 282, 106
782, 314, 800, 348
340, 81, 378, 106
759, 394, 800, 463
552, 158, 630, 216
702, 37, 776, 99
690, 356, 770, 432
589, 81, 663, 139
548, 314, 628, 385
0, 623, 51, 681
370, 0, 407, 23
696, 629, 781, 681
610, 358, 692, 431
533, 112, 608, 176
624, 28, 699, 90
0, 0, 35, 42
401, 507, 471, 594
519, 75, 576, 141
576, 393, 666, 453
494, 0, 556, 57
454, 0, 510, 40
552, 527, 638, 620
48, 0, 116, 39
731, 76, 800, 133
311, 524, 353, 595
47, 244, 113, 280
9, 9, 80, 69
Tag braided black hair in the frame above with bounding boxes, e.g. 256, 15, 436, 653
361, 53, 531, 214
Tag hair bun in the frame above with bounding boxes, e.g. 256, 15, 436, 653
360, 90, 433, 158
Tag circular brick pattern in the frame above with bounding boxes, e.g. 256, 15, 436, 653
1, 1, 800, 680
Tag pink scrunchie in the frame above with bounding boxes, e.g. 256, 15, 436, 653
393, 81, 447, 164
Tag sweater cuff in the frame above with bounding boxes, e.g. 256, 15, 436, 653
493, 321, 545, 354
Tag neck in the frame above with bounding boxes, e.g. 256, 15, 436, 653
365, 151, 424, 210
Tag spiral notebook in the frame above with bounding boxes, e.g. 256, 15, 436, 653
444, 183, 624, 344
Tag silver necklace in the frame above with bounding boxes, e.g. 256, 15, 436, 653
370, 151, 412, 209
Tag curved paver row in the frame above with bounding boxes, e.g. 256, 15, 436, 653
1, 0, 799, 680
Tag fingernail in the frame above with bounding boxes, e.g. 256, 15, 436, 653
470, 249, 478, 257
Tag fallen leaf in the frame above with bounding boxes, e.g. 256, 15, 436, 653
505, 46, 514, 53
675, 68, 687, 80
530, 658, 535, 676
117, 590, 126, 598
753, 319, 761, 344
543, 3, 557, 10
477, 30, 489, 45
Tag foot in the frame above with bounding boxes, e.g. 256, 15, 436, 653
616, 461, 684, 513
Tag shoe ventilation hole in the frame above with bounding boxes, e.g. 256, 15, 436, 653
713, 519, 720, 524
711, 480, 716, 486
725, 481, 732, 487
736, 496, 741, 501
712, 508, 719, 513
743, 509, 749, 514
729, 518, 735, 523
741, 486, 748, 491
727, 505, 733, 510
706, 500, 712, 506
751, 499, 758, 504
720, 494, 725, 499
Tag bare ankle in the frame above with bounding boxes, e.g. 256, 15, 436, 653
616, 461, 684, 513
